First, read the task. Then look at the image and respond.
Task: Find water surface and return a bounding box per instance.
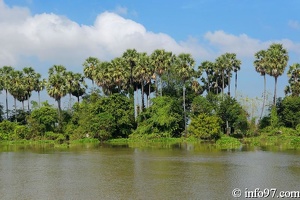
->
[0,143,299,200]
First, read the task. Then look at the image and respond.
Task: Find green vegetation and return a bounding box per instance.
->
[0,43,299,149]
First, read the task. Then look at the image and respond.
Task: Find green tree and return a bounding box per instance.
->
[188,113,221,140]
[254,49,267,119]
[175,53,195,136]
[46,65,67,123]
[285,63,300,97]
[150,49,173,96]
[83,57,100,92]
[266,43,289,105]
[134,96,184,138]
[278,96,300,128]
[0,66,14,119]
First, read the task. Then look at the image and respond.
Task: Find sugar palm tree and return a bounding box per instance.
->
[175,53,195,136]
[134,52,151,111]
[83,57,100,92]
[23,67,38,111]
[71,73,87,103]
[265,43,289,105]
[254,50,267,119]
[215,54,228,97]
[150,49,173,96]
[0,66,14,119]
[46,65,67,120]
[34,77,46,108]
[198,61,214,93]
[285,63,300,96]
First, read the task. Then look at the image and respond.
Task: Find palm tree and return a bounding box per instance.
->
[230,54,241,97]
[175,53,195,136]
[285,63,300,96]
[23,67,38,111]
[265,43,289,105]
[8,70,26,115]
[0,66,14,119]
[83,57,100,92]
[134,52,151,111]
[198,61,214,93]
[215,54,228,97]
[46,65,67,120]
[34,77,46,107]
[254,50,267,119]
[71,73,87,103]
[150,49,173,96]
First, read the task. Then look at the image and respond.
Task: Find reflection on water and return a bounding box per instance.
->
[0,142,300,200]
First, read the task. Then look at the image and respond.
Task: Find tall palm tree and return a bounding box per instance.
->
[175,53,195,136]
[254,50,267,119]
[134,52,151,111]
[23,67,38,111]
[71,73,87,103]
[230,54,241,97]
[150,49,173,96]
[8,70,26,115]
[83,57,100,92]
[34,77,46,108]
[0,66,14,119]
[46,65,67,120]
[198,61,214,93]
[265,43,289,105]
[215,54,228,97]
[285,63,300,96]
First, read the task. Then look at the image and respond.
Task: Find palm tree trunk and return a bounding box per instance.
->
[22,101,25,112]
[27,95,30,111]
[141,81,145,112]
[77,96,80,103]
[260,75,266,119]
[235,72,238,98]
[148,81,151,107]
[274,76,278,105]
[227,71,231,97]
[14,98,17,122]
[183,85,187,137]
[5,89,8,119]
[160,76,163,96]
[38,91,41,108]
[222,71,225,97]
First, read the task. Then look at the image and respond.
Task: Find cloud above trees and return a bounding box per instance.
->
[0,0,299,73]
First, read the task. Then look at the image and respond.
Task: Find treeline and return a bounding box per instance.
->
[0,43,299,142]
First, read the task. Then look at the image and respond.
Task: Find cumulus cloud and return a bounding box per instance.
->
[204,30,300,58]
[1,0,300,76]
[0,1,207,72]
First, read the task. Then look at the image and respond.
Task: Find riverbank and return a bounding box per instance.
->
[1,134,300,151]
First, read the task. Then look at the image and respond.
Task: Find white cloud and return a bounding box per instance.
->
[204,30,300,59]
[1,0,300,76]
[0,1,207,72]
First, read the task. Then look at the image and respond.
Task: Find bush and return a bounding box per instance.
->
[216,136,242,149]
[188,113,221,140]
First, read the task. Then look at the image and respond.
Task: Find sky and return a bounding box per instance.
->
[1,0,300,111]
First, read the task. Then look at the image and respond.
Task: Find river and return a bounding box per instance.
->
[0,143,300,200]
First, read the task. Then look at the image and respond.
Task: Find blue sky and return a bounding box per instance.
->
[1,0,300,113]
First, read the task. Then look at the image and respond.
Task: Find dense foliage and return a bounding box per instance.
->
[0,43,299,143]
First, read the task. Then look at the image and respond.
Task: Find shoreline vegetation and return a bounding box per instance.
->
[0,44,300,150]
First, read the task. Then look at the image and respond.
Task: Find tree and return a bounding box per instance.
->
[285,63,300,97]
[46,65,67,123]
[34,78,46,107]
[71,73,87,103]
[150,49,173,96]
[23,67,39,111]
[198,61,214,93]
[134,96,184,138]
[175,53,195,136]
[83,57,100,92]
[266,43,289,105]
[254,50,267,119]
[188,113,221,140]
[0,66,14,119]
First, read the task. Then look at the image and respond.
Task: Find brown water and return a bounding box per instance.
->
[0,143,300,200]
